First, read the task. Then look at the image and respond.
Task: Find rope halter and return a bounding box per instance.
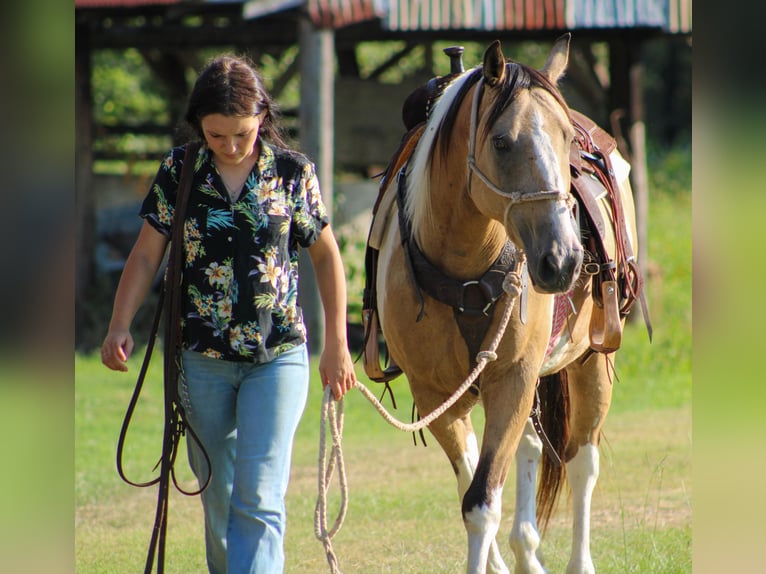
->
[466,76,575,209]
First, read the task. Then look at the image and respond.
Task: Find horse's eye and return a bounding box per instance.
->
[493,136,509,151]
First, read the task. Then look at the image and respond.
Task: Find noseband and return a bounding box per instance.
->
[466,77,574,209]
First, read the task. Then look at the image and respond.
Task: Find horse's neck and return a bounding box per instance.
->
[415,161,507,280]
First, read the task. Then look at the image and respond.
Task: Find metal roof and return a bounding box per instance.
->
[74,0,691,33]
[310,0,691,33]
[75,0,181,7]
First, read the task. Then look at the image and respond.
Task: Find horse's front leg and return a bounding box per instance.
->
[424,408,510,574]
[454,423,511,574]
[462,372,533,574]
[509,419,547,574]
[463,479,507,574]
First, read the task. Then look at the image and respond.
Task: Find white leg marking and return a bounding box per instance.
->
[566,443,599,574]
[510,419,547,574]
[456,434,509,574]
[457,432,480,498]
[465,487,507,574]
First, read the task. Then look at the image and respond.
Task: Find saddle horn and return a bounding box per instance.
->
[401,46,466,130]
[443,46,465,74]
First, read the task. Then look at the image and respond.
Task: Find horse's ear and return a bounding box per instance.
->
[482,40,506,87]
[541,33,571,84]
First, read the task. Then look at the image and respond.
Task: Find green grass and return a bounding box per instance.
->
[76,164,691,572]
[75,353,691,573]
[610,188,692,414]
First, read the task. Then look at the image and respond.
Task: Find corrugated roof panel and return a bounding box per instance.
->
[569,0,672,29]
[75,0,181,7]
[668,0,692,32]
[385,0,567,31]
[76,0,691,32]
[571,0,692,31]
[308,0,381,28]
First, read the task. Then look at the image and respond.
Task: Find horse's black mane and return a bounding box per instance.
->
[436,62,570,163]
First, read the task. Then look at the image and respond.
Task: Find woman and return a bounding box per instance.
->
[101,55,356,574]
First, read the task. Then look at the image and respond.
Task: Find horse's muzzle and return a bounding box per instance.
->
[531,248,583,293]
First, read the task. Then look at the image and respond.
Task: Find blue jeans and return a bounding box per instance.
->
[179,344,309,574]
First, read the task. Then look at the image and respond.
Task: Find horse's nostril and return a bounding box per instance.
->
[537,253,560,285]
[536,251,580,293]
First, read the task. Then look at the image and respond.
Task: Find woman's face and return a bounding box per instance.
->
[200,113,262,167]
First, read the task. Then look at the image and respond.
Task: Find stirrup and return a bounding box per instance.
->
[362,309,403,383]
[589,280,623,353]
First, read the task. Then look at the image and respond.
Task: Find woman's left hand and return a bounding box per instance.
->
[319,341,357,401]
[307,226,357,401]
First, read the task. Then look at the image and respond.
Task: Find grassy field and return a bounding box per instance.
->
[76,181,691,572]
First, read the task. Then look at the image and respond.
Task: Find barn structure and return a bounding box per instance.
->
[75,0,691,349]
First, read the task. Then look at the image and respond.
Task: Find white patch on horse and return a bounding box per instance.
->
[464,486,506,574]
[456,431,480,497]
[531,109,565,193]
[566,443,599,574]
[540,324,588,376]
[540,333,571,375]
[509,420,546,573]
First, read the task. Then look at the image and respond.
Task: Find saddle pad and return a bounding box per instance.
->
[368,182,398,250]
[545,292,572,359]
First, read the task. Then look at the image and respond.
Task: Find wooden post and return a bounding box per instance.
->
[609,36,650,278]
[75,22,96,337]
[298,18,335,355]
[628,39,649,277]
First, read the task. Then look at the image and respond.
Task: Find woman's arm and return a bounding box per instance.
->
[307,225,356,400]
[101,221,169,372]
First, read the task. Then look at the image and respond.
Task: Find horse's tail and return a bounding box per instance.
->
[536,371,570,533]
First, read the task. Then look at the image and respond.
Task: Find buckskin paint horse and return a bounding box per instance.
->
[364,35,647,574]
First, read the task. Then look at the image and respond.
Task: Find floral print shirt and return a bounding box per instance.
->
[141,141,329,363]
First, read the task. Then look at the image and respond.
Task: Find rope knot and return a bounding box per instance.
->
[502,271,522,296]
[476,350,498,362]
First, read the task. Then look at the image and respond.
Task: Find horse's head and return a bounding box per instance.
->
[466,35,583,294]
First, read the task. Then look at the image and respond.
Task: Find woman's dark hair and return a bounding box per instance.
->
[185,55,288,148]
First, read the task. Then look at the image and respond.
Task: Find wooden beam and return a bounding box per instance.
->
[298,19,336,354]
[628,38,650,278]
[77,8,301,49]
[138,50,191,144]
[609,36,650,289]
[75,21,96,322]
[366,42,417,80]
[269,51,301,100]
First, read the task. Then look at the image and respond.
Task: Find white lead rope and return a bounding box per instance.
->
[314,267,524,573]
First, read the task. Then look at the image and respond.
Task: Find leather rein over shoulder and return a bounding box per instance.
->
[115,141,211,574]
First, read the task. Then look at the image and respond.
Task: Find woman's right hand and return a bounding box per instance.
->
[101,222,169,373]
[101,329,134,372]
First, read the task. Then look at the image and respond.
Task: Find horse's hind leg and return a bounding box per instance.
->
[563,355,613,574]
[509,419,547,574]
[424,407,510,574]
